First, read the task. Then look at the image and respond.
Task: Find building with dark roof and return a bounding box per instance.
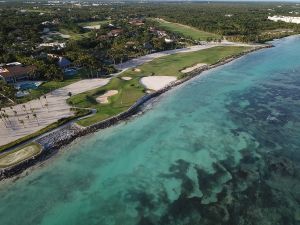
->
[58,57,71,69]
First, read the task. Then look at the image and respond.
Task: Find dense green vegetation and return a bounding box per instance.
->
[143,2,300,42]
[1,1,299,130]
[1,2,299,83]
[152,18,221,41]
[69,46,250,127]
[0,81,16,107]
[1,1,299,73]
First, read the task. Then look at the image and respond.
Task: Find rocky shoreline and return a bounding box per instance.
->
[0,44,272,181]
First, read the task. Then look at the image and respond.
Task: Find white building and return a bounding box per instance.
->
[268,15,300,24]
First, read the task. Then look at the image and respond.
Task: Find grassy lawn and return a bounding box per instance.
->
[121,46,251,79]
[68,77,145,127]
[59,28,93,41]
[59,20,110,41]
[0,142,42,168]
[70,46,251,127]
[153,18,221,41]
[77,20,111,27]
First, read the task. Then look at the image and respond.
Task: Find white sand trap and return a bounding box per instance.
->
[121,76,132,81]
[133,68,141,72]
[96,90,118,104]
[0,144,41,168]
[181,63,207,73]
[83,25,101,30]
[140,76,177,91]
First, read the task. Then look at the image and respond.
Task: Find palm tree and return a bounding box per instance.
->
[19,119,25,128]
[45,103,49,112]
[30,107,35,115]
[26,115,30,123]
[43,95,48,104]
[6,113,12,126]
[33,113,39,125]
[13,110,19,120]
[38,96,43,108]
[1,111,6,121]
[0,114,7,128]
[22,105,29,116]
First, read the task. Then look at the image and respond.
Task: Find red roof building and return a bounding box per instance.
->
[0,63,36,83]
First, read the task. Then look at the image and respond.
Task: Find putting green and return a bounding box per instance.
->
[0,143,42,168]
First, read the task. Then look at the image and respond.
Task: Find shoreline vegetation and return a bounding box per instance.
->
[0,44,272,181]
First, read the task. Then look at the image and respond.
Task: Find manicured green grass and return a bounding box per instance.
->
[59,28,93,41]
[0,142,42,168]
[59,20,110,41]
[68,77,145,127]
[70,46,251,127]
[121,46,251,79]
[0,109,90,152]
[153,18,221,41]
[77,20,111,27]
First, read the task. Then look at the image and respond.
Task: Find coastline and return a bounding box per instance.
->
[0,44,272,181]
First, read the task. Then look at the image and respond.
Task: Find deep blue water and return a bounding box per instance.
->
[0,36,300,225]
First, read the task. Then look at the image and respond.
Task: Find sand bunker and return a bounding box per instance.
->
[133,68,141,72]
[181,63,207,73]
[121,77,132,81]
[140,76,177,91]
[96,90,118,104]
[83,25,101,30]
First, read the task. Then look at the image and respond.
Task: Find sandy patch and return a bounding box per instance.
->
[96,90,118,104]
[181,63,207,73]
[0,78,110,146]
[140,76,177,91]
[133,68,141,72]
[83,25,101,30]
[121,77,132,81]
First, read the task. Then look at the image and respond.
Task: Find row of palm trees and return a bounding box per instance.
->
[0,95,49,129]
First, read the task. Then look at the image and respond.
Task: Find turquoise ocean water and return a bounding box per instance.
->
[0,36,300,225]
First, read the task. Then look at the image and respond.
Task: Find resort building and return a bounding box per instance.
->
[107,29,123,37]
[129,19,145,26]
[268,15,300,24]
[0,62,36,83]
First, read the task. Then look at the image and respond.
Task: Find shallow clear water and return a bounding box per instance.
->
[1,36,300,225]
